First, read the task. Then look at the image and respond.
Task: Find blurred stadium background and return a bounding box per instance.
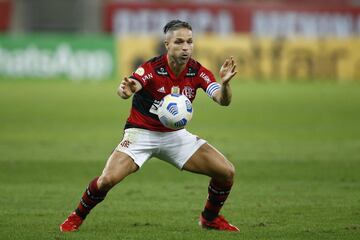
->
[1,0,360,81]
[0,0,359,239]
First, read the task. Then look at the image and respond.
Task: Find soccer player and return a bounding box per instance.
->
[60,19,239,232]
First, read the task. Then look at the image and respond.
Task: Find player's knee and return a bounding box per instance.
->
[97,174,118,191]
[225,164,236,181]
[214,164,235,182]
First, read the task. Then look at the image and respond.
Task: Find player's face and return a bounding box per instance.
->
[165,28,193,65]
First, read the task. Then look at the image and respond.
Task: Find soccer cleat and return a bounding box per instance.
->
[59,212,83,232]
[199,214,240,232]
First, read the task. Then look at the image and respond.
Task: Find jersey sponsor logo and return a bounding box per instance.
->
[142,73,153,82]
[157,86,166,93]
[155,67,169,76]
[149,99,161,115]
[185,67,197,77]
[135,67,145,76]
[182,86,195,99]
[200,72,211,83]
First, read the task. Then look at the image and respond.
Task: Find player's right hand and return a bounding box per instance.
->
[118,77,138,99]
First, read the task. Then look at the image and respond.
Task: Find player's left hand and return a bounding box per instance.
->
[220,56,237,84]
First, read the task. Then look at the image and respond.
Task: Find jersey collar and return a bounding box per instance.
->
[164,54,190,80]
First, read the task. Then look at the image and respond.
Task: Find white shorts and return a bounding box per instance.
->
[115,128,207,169]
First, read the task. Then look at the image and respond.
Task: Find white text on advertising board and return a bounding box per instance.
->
[113,9,234,36]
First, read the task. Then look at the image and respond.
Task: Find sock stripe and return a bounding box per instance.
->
[86,188,106,201]
[208,185,231,195]
[80,198,91,209]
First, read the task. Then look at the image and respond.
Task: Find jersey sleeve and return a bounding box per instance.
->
[197,66,221,99]
[130,62,153,88]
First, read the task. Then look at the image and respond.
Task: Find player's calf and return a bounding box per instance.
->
[60,176,108,232]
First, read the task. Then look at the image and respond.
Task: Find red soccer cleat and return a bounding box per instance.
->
[59,212,83,232]
[199,214,240,232]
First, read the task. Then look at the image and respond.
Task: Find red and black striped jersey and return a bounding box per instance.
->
[125,54,220,132]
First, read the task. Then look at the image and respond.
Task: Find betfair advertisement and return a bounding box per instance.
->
[0,34,115,80]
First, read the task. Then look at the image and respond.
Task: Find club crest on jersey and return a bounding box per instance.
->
[135,67,145,76]
[156,67,169,76]
[182,86,195,99]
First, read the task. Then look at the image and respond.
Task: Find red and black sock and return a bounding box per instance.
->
[202,178,233,221]
[75,177,108,219]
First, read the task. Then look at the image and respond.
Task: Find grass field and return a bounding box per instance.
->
[0,80,359,240]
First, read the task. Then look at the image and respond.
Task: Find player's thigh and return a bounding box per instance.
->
[182,143,235,181]
[98,151,138,189]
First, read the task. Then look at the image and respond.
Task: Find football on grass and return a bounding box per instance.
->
[157,94,193,130]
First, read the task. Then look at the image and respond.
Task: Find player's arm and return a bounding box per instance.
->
[212,57,237,106]
[117,77,143,99]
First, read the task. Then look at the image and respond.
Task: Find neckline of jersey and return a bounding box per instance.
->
[164,54,190,81]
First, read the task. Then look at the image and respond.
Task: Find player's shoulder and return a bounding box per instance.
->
[190,58,213,72]
[140,55,167,76]
[188,57,214,78]
[145,55,166,68]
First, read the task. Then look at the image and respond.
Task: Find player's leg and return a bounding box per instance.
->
[60,151,138,232]
[98,150,139,191]
[183,143,235,217]
[75,151,138,218]
[182,143,239,231]
[183,143,235,182]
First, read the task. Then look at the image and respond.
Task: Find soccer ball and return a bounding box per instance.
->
[157,94,193,130]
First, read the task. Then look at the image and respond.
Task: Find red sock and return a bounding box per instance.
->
[75,177,108,219]
[202,178,233,221]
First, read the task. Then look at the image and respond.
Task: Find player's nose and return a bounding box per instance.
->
[182,43,190,51]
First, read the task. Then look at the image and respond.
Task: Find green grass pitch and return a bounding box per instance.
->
[0,80,359,239]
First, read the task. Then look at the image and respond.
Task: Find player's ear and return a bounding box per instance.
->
[164,40,169,50]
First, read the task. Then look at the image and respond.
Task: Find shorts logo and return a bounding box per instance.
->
[135,67,145,76]
[182,86,195,99]
[120,140,132,148]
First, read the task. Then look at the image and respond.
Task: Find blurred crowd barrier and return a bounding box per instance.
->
[0,34,359,81]
[105,1,360,38]
[0,0,359,81]
[119,36,360,82]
